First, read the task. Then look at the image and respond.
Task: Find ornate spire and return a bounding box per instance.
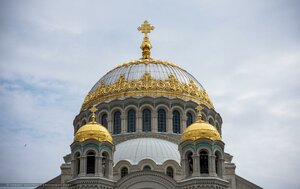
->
[195,105,204,123]
[138,20,155,59]
[89,105,98,123]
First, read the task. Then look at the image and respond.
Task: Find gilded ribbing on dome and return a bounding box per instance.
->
[81,73,214,111]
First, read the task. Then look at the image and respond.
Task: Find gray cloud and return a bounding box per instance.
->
[0,0,299,188]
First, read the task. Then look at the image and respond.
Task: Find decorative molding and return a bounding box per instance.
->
[81,73,214,111]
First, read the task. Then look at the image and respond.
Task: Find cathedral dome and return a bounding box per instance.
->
[181,116,221,142]
[80,21,214,111]
[81,59,214,111]
[114,138,180,165]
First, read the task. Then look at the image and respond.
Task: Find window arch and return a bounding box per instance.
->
[74,152,80,176]
[86,151,95,174]
[113,111,121,134]
[209,118,214,125]
[216,122,220,133]
[172,110,181,133]
[186,112,193,127]
[186,151,193,176]
[101,114,108,128]
[142,109,151,132]
[143,165,151,171]
[157,109,166,132]
[200,150,209,174]
[127,109,136,132]
[121,167,128,178]
[102,152,109,177]
[166,166,174,178]
[81,120,86,126]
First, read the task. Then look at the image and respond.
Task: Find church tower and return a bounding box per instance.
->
[179,105,227,187]
[69,105,114,187]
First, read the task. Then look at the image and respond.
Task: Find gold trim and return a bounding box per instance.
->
[111,59,183,72]
[81,73,214,111]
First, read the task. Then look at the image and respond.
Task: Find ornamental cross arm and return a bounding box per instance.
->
[138,21,155,36]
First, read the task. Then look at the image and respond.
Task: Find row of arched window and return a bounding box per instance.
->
[74,151,110,177]
[97,109,195,135]
[186,150,222,177]
[120,165,174,178]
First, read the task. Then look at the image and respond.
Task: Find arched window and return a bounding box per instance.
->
[166,166,174,178]
[74,152,80,176]
[186,152,193,176]
[102,152,109,177]
[216,122,220,133]
[209,118,214,125]
[101,114,108,128]
[186,112,193,127]
[86,151,95,174]
[142,109,151,132]
[81,120,86,126]
[143,165,151,171]
[172,110,181,133]
[113,111,121,134]
[157,109,166,132]
[200,151,209,174]
[127,109,136,132]
[121,167,128,178]
[215,152,221,177]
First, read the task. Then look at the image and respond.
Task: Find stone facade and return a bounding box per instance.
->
[38,96,262,189]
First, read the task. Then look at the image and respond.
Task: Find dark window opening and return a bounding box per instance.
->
[113,111,121,134]
[186,112,193,127]
[143,165,151,171]
[127,109,136,132]
[102,152,109,177]
[173,110,181,133]
[101,114,108,128]
[142,109,151,132]
[121,167,128,178]
[166,166,174,178]
[157,109,166,132]
[187,152,193,175]
[86,152,95,174]
[200,151,209,174]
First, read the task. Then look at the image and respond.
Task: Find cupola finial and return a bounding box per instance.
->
[195,105,204,123]
[138,20,155,59]
[89,105,98,123]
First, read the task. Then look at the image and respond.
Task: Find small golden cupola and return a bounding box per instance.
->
[74,105,113,144]
[181,105,221,142]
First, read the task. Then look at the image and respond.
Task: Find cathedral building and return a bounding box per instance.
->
[38,21,262,189]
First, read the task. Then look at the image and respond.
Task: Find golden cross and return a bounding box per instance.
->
[195,105,204,122]
[89,105,98,123]
[138,21,154,36]
[90,105,98,113]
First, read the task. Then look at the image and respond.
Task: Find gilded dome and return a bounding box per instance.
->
[181,106,221,142]
[74,106,113,143]
[81,21,213,111]
[74,121,113,143]
[81,60,214,111]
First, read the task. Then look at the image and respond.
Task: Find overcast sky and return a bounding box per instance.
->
[0,0,299,188]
